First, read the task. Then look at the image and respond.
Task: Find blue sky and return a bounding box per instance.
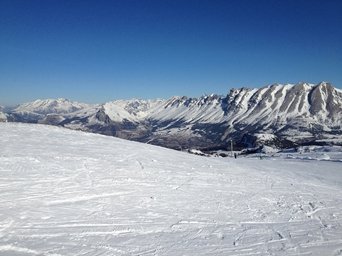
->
[1,0,341,105]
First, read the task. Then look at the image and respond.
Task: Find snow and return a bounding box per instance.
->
[0,106,7,121]
[5,83,342,147]
[276,146,342,162]
[102,99,165,123]
[149,95,226,124]
[13,98,94,115]
[1,123,342,255]
[254,133,277,141]
[0,111,7,121]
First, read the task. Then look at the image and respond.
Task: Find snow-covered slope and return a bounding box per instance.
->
[0,106,7,122]
[0,112,7,122]
[1,123,342,255]
[149,94,226,123]
[222,82,341,136]
[4,82,342,149]
[103,99,164,123]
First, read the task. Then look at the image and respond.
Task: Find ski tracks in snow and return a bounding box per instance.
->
[1,123,342,255]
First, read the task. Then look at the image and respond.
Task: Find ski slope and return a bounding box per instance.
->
[0,123,342,256]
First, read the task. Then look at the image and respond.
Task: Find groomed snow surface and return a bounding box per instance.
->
[1,123,342,256]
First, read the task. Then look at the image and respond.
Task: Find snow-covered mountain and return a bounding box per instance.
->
[1,122,342,255]
[0,105,7,122]
[13,98,93,115]
[4,82,342,149]
[9,98,97,124]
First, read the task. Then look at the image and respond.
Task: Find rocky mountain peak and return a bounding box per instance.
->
[3,82,341,149]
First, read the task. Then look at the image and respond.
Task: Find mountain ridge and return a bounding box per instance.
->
[2,82,342,150]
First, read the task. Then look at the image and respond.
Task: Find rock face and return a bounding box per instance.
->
[3,82,342,149]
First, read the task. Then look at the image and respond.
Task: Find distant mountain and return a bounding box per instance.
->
[8,98,97,124]
[3,82,342,150]
[0,105,7,122]
[13,98,94,115]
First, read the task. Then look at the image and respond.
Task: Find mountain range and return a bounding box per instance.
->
[2,82,342,150]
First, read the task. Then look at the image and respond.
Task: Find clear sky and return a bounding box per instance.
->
[1,0,341,106]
